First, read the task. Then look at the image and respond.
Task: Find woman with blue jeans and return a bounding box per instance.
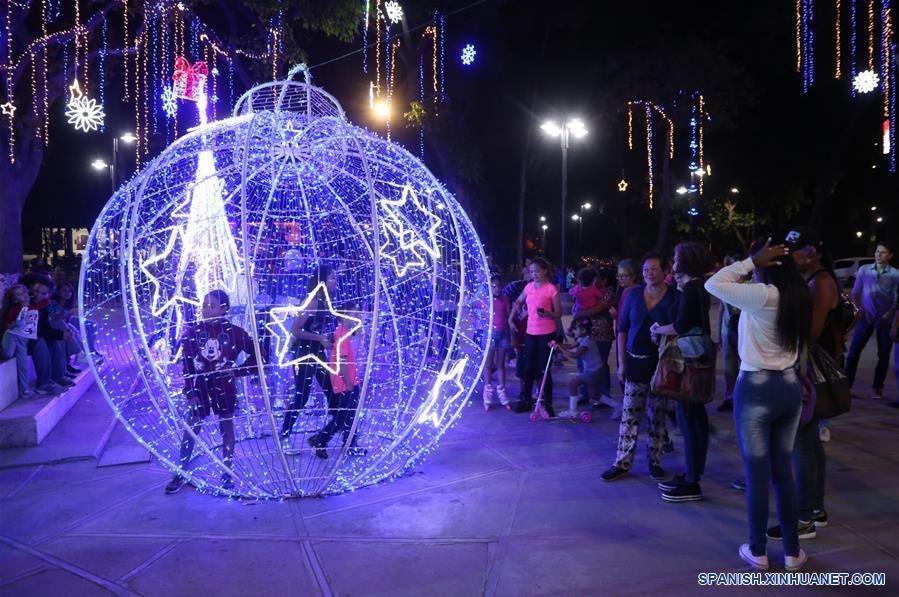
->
[705,238,813,573]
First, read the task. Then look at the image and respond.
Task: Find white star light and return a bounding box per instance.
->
[379,185,442,277]
[853,70,880,94]
[417,358,469,427]
[266,283,363,375]
[139,225,201,317]
[162,87,178,118]
[1,101,15,117]
[461,44,477,66]
[273,121,308,163]
[384,1,404,23]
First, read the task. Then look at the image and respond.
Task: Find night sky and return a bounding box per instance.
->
[23,0,898,264]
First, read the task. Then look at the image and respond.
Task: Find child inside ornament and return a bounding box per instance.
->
[165,289,259,494]
[308,300,366,459]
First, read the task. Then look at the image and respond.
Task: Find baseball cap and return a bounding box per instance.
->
[784,226,823,250]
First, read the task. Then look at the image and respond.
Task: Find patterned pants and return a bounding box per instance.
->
[613,381,668,470]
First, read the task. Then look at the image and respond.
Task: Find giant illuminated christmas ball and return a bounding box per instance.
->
[79,66,491,498]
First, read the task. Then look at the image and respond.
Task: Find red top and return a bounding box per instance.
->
[330,323,360,394]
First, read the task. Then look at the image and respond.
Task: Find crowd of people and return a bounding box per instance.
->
[2,237,897,572]
[485,234,898,572]
[1,260,102,398]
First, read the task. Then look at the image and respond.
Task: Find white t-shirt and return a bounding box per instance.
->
[704,258,797,372]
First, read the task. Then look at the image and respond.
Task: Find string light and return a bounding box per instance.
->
[41,0,48,146]
[375,0,382,95]
[123,0,129,101]
[652,104,674,159]
[645,104,653,209]
[419,53,425,157]
[384,1,404,24]
[362,0,370,73]
[439,13,446,98]
[79,70,491,498]
[881,0,891,119]
[698,94,705,195]
[627,102,633,150]
[797,0,803,73]
[851,0,858,95]
[836,0,843,78]
[868,0,875,70]
[100,15,107,132]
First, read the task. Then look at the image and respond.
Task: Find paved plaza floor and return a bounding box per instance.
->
[1,342,897,596]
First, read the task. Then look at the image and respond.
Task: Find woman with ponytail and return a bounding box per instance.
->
[705,237,812,573]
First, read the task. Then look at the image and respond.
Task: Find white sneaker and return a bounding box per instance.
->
[818,424,831,443]
[497,386,510,406]
[739,544,769,571]
[785,549,807,572]
[482,383,495,406]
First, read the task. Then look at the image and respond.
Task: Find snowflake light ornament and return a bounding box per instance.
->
[461,44,477,66]
[161,87,178,117]
[384,1,404,23]
[78,65,491,499]
[66,80,105,132]
[853,70,880,94]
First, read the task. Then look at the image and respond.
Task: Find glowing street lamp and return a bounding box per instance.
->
[730,187,740,194]
[676,186,690,195]
[91,131,137,193]
[541,117,588,264]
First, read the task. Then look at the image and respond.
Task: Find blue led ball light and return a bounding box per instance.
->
[79,65,491,498]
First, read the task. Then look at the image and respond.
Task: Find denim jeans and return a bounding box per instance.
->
[733,368,802,558]
[578,341,612,403]
[2,332,31,397]
[845,314,894,390]
[29,337,67,387]
[675,401,709,483]
[793,418,825,521]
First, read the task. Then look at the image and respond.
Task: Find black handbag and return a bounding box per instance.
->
[806,343,851,420]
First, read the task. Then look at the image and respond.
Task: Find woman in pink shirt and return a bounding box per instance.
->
[508,258,562,415]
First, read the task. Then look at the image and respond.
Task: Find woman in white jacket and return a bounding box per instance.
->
[705,238,812,573]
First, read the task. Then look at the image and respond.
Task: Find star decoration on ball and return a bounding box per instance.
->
[266,283,363,374]
[272,121,309,163]
[417,358,469,427]
[384,1,404,24]
[853,70,880,94]
[65,80,105,132]
[617,179,628,192]
[379,185,442,277]
[161,87,178,118]
[461,44,477,66]
[1,101,15,117]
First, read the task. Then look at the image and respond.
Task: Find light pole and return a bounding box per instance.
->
[541,224,548,255]
[91,132,136,194]
[541,118,587,266]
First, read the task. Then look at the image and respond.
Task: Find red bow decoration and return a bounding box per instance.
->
[172,56,209,101]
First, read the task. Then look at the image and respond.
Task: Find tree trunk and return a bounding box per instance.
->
[0,137,43,274]
[516,142,529,267]
[654,134,672,251]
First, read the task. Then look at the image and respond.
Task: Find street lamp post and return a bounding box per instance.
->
[91,133,136,194]
[541,118,587,266]
[541,224,548,255]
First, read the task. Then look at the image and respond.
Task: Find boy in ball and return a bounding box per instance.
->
[165,290,259,494]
